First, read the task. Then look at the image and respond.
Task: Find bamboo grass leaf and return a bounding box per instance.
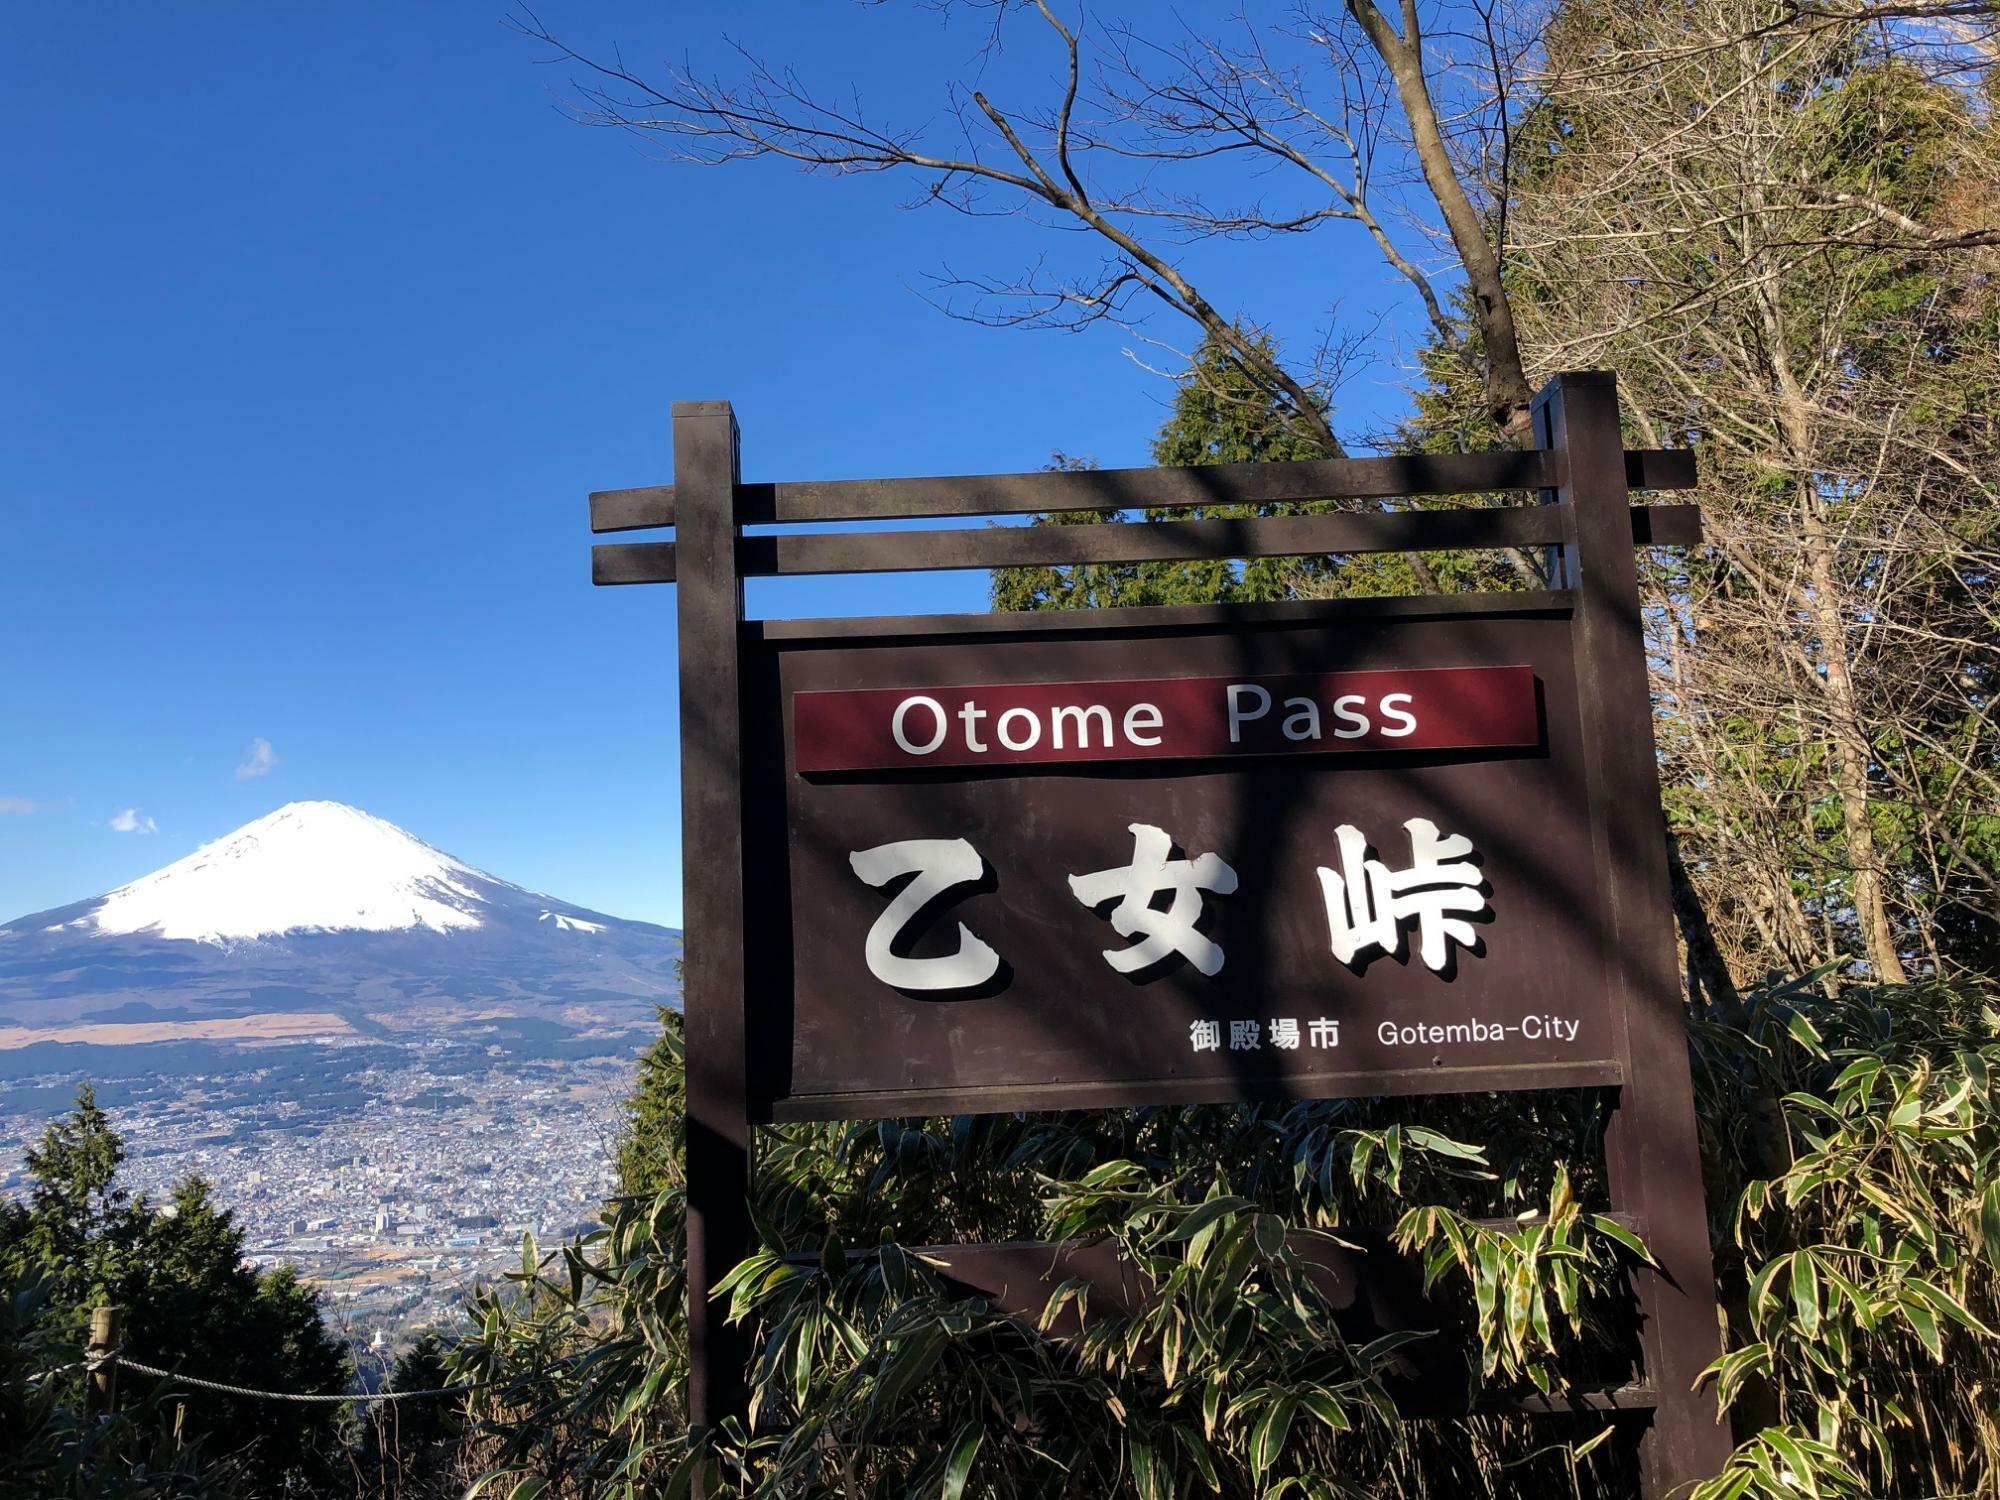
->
[940,1422,982,1500]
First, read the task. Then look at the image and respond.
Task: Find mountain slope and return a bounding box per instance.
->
[86,802,493,942]
[0,802,680,1037]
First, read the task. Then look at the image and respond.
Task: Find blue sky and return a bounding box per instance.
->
[2,2,1439,927]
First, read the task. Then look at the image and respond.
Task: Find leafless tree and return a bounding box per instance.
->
[1504,0,2000,982]
[519,0,1999,984]
[511,3,1558,441]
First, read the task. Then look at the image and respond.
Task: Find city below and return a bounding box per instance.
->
[2,1036,639,1350]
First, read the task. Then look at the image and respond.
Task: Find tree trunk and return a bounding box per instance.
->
[1800,506,1909,982]
[1749,270,1909,982]
[1345,0,1535,447]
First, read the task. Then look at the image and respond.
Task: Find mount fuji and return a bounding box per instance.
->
[0,802,680,1059]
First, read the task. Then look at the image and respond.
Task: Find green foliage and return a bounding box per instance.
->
[705,1167,1445,1497]
[458,1066,1676,1496]
[1691,979,2000,1494]
[0,1085,351,1496]
[1394,1164,1645,1395]
[452,1189,697,1498]
[454,975,2000,1496]
[0,1274,247,1500]
[991,335,1503,615]
[616,1005,687,1198]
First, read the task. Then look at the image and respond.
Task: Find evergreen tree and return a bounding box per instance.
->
[990,335,1329,611]
[0,1087,351,1495]
[615,1004,685,1198]
[991,332,1521,612]
[14,1084,133,1307]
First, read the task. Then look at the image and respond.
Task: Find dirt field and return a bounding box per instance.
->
[0,1011,357,1048]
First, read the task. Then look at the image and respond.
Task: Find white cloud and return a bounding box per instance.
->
[235,737,279,780]
[109,808,158,835]
[1,797,43,815]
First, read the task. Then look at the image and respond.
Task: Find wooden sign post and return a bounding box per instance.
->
[590,371,1733,1492]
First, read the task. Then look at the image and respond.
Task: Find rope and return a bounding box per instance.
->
[96,1350,484,1405]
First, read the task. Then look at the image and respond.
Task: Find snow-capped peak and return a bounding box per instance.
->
[91,801,496,944]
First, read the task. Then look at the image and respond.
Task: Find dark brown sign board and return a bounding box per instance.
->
[589,371,1733,1495]
[755,619,1606,1119]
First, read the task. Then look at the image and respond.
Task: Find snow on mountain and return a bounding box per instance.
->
[90,802,492,944]
[539,912,605,934]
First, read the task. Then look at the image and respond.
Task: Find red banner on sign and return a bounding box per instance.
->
[793,665,1539,773]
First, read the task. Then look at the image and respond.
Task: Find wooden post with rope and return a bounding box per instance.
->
[86,1305,121,1418]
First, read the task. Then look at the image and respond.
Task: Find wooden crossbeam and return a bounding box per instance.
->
[592,502,1702,587]
[596,540,676,586]
[589,448,1698,533]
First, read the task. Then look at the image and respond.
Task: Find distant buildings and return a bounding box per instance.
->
[0,1048,634,1347]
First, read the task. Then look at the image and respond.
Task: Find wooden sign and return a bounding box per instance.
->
[588,371,1734,1495]
[757,622,1597,1118]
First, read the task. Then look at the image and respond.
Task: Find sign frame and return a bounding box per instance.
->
[590,371,1732,1494]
